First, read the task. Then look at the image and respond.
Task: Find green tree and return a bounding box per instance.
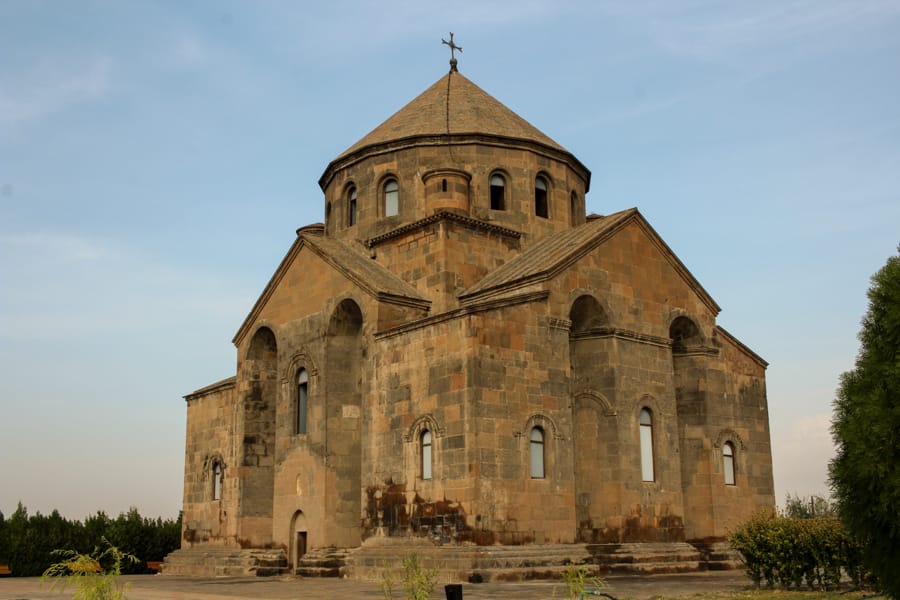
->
[783,493,835,519]
[830,246,900,598]
[0,510,7,564]
[0,503,180,577]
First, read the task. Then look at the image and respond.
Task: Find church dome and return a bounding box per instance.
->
[318,67,592,245]
[319,70,589,192]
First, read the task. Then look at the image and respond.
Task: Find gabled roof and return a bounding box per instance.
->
[232,229,430,346]
[459,208,721,316]
[338,70,566,159]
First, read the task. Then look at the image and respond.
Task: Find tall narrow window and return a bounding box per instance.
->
[296,369,308,435]
[640,408,655,482]
[421,429,433,480]
[723,442,736,485]
[530,427,545,478]
[212,461,223,500]
[348,187,357,226]
[490,174,506,210]
[570,191,578,223]
[535,176,549,218]
[384,179,399,217]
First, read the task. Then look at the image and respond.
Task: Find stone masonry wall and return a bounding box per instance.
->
[371,219,520,314]
[364,315,475,543]
[324,143,586,249]
[182,383,239,547]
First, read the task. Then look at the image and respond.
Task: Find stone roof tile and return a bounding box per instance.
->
[337,70,566,159]
[299,233,428,304]
[459,209,638,299]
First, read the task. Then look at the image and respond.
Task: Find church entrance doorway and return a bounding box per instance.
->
[290,510,308,572]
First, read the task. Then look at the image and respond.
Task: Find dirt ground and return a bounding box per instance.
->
[0,570,750,599]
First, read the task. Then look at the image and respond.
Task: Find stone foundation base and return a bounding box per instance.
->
[163,540,741,581]
[162,547,287,577]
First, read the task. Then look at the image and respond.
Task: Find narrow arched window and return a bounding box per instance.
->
[384,179,399,217]
[723,442,736,485]
[421,429,433,480]
[535,176,548,218]
[490,174,506,210]
[348,187,357,226]
[530,427,545,479]
[296,369,308,435]
[640,408,655,482]
[570,191,578,223]
[212,461,223,501]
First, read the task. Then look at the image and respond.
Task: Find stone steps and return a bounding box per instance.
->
[348,541,594,582]
[588,542,702,574]
[295,546,357,577]
[689,541,744,571]
[163,541,740,581]
[162,547,287,577]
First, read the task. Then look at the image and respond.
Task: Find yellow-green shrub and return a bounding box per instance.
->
[729,513,867,590]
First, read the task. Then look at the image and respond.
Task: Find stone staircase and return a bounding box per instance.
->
[162,547,287,577]
[587,542,702,574]
[348,540,595,582]
[468,544,597,582]
[689,540,744,571]
[162,540,741,581]
[295,546,357,577]
[345,539,740,582]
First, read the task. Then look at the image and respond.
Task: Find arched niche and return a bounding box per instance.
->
[323,297,364,545]
[669,315,702,352]
[569,295,610,333]
[328,298,363,337]
[247,326,277,361]
[241,325,278,530]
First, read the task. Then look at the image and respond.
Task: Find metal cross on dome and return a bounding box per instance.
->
[442,32,462,71]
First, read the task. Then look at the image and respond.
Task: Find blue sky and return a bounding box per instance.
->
[1,1,898,520]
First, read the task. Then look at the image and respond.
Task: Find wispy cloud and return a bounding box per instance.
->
[645,1,900,59]
[0,231,107,262]
[0,56,113,129]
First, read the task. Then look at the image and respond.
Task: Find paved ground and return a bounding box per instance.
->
[0,570,751,599]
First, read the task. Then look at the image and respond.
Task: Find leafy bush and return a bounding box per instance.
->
[557,562,606,600]
[380,552,438,600]
[41,538,138,600]
[729,512,868,590]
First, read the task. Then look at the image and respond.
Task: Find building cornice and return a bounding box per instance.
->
[319,133,591,193]
[366,209,521,249]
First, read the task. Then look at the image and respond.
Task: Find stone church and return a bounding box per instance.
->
[167,58,775,578]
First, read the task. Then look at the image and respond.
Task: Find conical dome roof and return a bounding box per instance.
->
[319,69,589,193]
[336,70,567,159]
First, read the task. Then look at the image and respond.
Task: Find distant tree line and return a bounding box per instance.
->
[782,493,835,520]
[0,502,181,576]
